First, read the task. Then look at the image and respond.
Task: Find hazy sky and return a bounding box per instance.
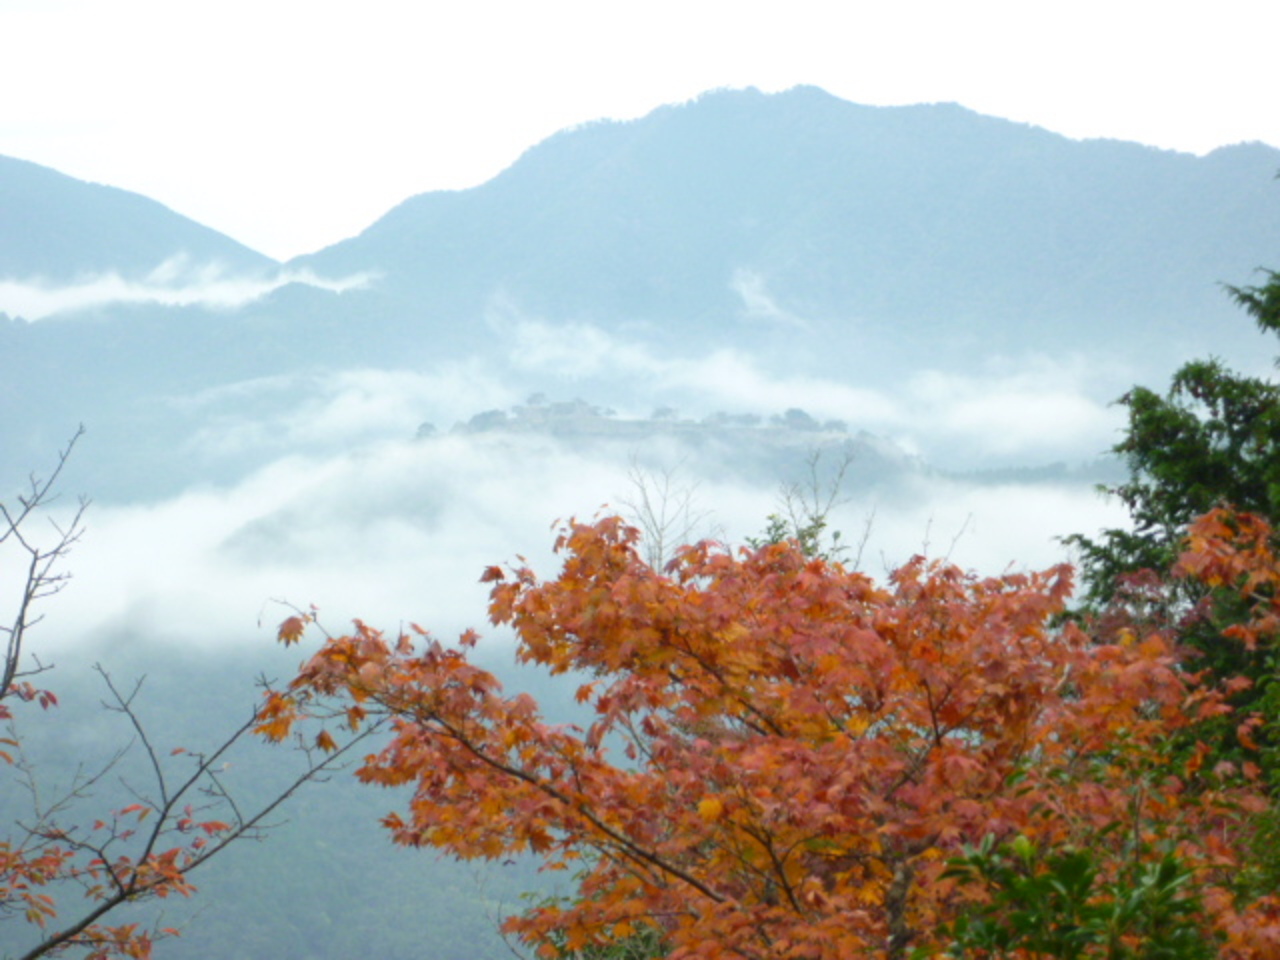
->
[2,0,1277,261]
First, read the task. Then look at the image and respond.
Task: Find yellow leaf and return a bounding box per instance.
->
[698,797,724,821]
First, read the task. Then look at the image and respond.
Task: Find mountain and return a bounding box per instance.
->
[3,86,1280,496]
[294,86,1280,367]
[0,154,276,280]
[6,88,1280,960]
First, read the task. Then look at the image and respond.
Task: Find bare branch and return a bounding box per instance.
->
[3,433,383,960]
[619,457,716,569]
[2,427,88,702]
[13,664,382,960]
[751,446,862,562]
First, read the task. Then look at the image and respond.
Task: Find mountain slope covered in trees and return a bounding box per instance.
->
[297,85,1280,364]
[0,154,275,281]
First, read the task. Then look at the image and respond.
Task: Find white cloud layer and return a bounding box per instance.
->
[730,269,811,331]
[29,426,1126,662]
[899,356,1126,463]
[0,256,375,321]
[4,326,1132,662]
[177,365,519,462]
[493,311,1123,466]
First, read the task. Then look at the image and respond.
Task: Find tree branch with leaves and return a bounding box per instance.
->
[259,514,1280,960]
[1,436,377,960]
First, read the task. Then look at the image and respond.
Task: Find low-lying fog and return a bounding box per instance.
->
[0,316,1169,960]
[5,327,1139,660]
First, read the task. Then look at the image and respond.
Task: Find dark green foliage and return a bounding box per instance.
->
[929,835,1214,960]
[1062,268,1280,804]
[541,922,666,960]
[1228,267,1280,336]
[1068,271,1280,699]
[747,511,842,561]
[1070,356,1280,612]
[747,448,854,562]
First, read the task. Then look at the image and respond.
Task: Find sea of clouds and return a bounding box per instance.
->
[4,314,1133,660]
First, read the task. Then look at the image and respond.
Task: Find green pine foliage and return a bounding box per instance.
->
[1066,271,1280,785]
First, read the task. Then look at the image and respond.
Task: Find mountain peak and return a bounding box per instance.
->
[289,85,1279,378]
[0,154,277,280]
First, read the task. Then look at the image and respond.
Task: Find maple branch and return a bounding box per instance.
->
[12,662,380,960]
[662,632,785,738]
[14,890,137,960]
[265,514,1280,958]
[731,820,805,915]
[616,713,657,765]
[397,699,729,907]
[8,719,131,841]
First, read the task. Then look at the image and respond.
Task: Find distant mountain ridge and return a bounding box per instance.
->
[294,86,1280,365]
[0,154,276,280]
[3,86,1280,496]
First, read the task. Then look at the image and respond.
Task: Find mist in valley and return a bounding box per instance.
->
[1,314,1141,959]
[3,85,1279,959]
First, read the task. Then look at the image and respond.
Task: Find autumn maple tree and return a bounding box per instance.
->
[261,511,1280,960]
[1,434,370,960]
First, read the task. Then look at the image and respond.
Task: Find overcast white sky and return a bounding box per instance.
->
[2,0,1277,261]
